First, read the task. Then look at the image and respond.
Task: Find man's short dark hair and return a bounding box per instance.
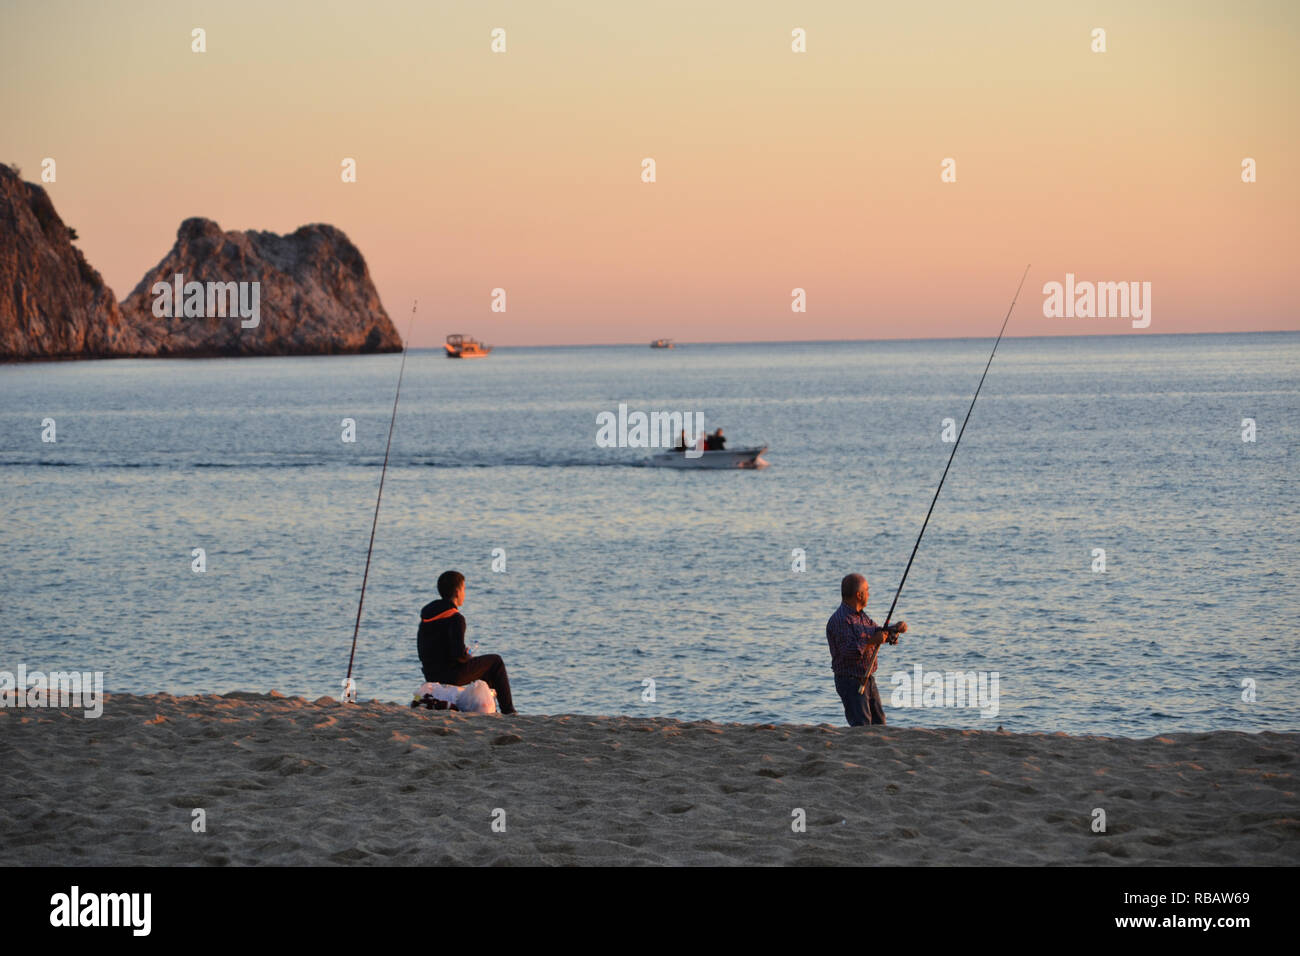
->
[437,570,465,600]
[841,573,865,602]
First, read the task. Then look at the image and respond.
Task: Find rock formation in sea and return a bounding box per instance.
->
[0,163,142,359]
[1,161,403,360]
[118,217,402,357]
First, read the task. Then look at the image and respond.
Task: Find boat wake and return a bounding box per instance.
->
[2,455,669,471]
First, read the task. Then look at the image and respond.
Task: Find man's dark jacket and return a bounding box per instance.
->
[417,598,469,681]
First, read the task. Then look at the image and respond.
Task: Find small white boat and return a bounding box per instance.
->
[647,446,769,469]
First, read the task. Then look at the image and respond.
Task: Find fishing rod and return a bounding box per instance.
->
[861,265,1031,695]
[343,299,419,702]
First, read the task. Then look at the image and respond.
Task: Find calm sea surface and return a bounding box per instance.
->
[2,333,1297,735]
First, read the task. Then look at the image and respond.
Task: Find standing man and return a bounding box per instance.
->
[418,570,517,715]
[826,573,906,726]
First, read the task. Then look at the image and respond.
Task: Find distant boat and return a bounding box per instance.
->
[649,338,675,349]
[444,334,492,358]
[647,445,769,469]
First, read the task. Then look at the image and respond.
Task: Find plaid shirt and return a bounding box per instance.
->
[826,602,887,678]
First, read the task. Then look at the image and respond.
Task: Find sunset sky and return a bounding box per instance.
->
[2,0,1297,346]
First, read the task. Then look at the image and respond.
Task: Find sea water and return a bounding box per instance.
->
[1,333,1296,735]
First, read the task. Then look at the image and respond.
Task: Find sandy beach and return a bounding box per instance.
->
[1,692,1295,866]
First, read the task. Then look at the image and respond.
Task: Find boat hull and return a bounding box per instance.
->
[647,446,768,469]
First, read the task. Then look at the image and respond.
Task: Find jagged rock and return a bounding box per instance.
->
[0,161,403,361]
[0,163,142,359]
[119,217,402,357]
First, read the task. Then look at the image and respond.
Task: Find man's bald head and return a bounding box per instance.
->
[841,573,867,603]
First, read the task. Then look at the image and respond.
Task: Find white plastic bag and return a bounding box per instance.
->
[454,680,498,714]
[414,680,498,714]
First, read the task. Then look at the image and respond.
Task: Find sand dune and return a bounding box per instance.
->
[1,693,1295,865]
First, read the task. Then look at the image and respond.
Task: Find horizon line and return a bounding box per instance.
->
[416,328,1299,350]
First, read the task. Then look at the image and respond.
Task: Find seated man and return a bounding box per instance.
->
[705,427,726,451]
[417,570,517,714]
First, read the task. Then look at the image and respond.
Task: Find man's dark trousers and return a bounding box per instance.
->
[428,654,516,715]
[835,673,886,726]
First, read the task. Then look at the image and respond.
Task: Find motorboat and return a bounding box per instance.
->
[649,338,675,349]
[647,445,769,469]
[445,334,492,358]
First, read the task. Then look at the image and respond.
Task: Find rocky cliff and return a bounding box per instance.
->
[118,218,402,357]
[0,163,142,359]
[1,162,403,360]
